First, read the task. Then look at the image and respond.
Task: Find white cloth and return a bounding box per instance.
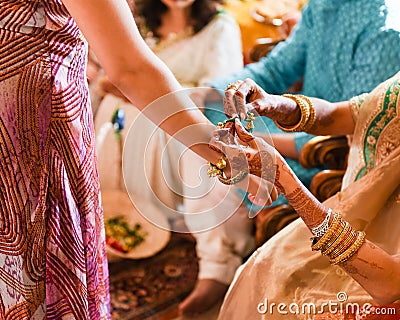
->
[181,150,255,284]
[153,13,243,87]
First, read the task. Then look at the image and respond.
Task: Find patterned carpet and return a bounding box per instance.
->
[108,234,198,320]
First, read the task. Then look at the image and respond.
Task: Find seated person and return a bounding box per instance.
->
[98,0,400,316]
[183,0,400,315]
[210,73,400,319]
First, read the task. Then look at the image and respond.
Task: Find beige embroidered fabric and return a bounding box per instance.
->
[217,73,400,319]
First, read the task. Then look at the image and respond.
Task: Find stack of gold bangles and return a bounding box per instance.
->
[311,212,366,265]
[275,94,316,132]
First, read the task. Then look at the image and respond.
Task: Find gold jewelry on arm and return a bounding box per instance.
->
[311,211,342,251]
[298,94,316,131]
[218,170,249,185]
[275,94,310,132]
[311,208,333,237]
[275,94,316,132]
[321,220,351,256]
[215,157,227,170]
[329,231,366,265]
[311,211,367,265]
[207,156,227,177]
[207,162,223,177]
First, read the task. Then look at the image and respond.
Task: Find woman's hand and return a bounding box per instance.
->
[224,78,301,126]
[209,118,285,197]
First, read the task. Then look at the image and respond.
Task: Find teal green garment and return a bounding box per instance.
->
[207,0,400,210]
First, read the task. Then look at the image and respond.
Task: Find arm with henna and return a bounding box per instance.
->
[210,119,400,305]
[224,78,355,136]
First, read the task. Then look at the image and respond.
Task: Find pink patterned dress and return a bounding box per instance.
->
[0,1,110,318]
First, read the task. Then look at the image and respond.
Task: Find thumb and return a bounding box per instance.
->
[234,118,257,148]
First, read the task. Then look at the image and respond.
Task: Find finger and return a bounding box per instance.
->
[224,80,242,118]
[248,193,273,207]
[235,78,259,119]
[269,186,279,202]
[250,178,276,207]
[232,92,247,121]
[234,118,258,148]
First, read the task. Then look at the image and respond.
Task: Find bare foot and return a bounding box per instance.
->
[178,279,228,317]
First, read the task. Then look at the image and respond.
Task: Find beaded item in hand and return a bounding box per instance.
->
[207,112,255,185]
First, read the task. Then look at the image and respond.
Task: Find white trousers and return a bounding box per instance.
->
[96,94,255,284]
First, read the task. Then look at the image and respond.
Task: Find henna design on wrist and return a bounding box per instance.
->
[342,263,368,280]
[285,187,325,227]
[247,151,276,184]
[274,165,285,194]
[230,152,248,173]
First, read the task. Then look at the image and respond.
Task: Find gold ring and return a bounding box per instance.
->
[226,83,238,91]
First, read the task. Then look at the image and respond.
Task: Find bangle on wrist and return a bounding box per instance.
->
[275,94,316,132]
[311,211,366,265]
[311,208,333,237]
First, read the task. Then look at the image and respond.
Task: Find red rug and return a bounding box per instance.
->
[109,234,198,320]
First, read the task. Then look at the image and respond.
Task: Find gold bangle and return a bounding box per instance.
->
[311,212,342,251]
[298,95,316,132]
[218,171,248,185]
[328,229,358,260]
[329,231,366,265]
[321,221,351,256]
[275,94,310,132]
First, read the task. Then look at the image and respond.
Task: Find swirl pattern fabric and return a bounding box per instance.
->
[0,1,110,319]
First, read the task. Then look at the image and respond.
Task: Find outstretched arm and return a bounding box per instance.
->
[63,0,220,162]
[62,0,274,199]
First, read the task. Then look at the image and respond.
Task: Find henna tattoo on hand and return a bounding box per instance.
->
[223,96,237,117]
[230,152,248,173]
[342,262,368,280]
[247,150,276,184]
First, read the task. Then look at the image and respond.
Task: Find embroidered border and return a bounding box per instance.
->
[356,79,400,180]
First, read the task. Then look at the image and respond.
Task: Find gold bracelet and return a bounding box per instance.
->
[275,94,310,132]
[328,229,358,260]
[298,95,316,132]
[218,171,248,185]
[311,212,342,251]
[321,221,351,256]
[329,231,366,265]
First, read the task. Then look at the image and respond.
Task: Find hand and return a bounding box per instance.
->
[209,119,279,206]
[209,118,282,194]
[280,11,301,37]
[224,78,300,126]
